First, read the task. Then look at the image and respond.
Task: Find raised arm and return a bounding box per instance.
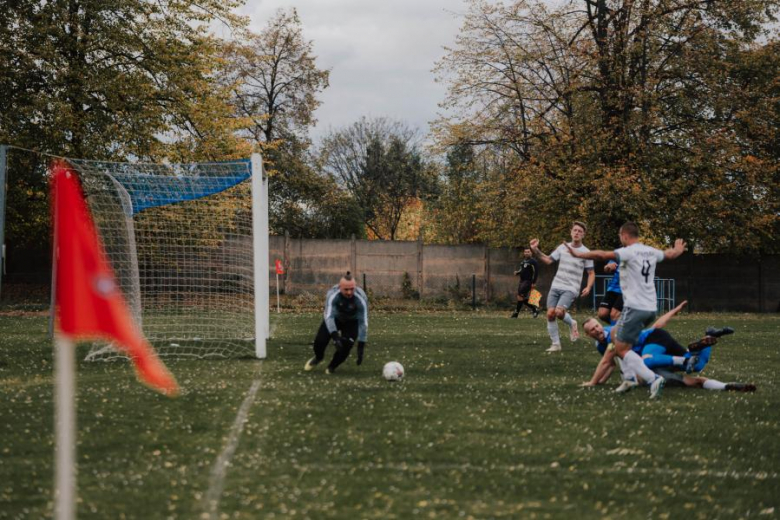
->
[564,243,617,262]
[663,239,687,261]
[651,300,688,329]
[529,239,554,265]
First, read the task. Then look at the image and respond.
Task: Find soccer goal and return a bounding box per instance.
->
[65,154,269,361]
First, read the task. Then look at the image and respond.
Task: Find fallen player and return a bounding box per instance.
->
[581,302,754,392]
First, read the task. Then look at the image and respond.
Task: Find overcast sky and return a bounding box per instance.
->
[238,0,469,142]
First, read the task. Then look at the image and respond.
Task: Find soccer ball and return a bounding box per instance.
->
[382,361,404,382]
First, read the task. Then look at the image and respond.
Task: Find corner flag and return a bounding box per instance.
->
[52,161,178,396]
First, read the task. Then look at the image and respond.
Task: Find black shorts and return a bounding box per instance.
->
[599,291,624,312]
[517,280,533,298]
[643,329,687,356]
[654,368,687,387]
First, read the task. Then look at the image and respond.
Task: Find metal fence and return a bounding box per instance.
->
[592,275,676,313]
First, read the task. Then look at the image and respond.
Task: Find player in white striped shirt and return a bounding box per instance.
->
[530,222,595,352]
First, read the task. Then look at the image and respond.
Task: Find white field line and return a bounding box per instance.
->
[280,462,778,482]
[203,367,263,520]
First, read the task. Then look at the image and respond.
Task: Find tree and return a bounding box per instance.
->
[425,144,482,244]
[223,8,329,148]
[0,0,251,281]
[0,0,248,161]
[320,117,436,240]
[434,0,780,252]
[221,8,334,236]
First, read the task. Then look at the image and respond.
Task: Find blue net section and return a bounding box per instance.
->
[70,159,252,215]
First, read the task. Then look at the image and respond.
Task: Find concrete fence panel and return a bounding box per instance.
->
[356,240,418,297]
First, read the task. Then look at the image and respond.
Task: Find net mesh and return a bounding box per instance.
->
[69,159,257,360]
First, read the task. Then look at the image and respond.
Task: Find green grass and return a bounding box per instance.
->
[1,311,779,519]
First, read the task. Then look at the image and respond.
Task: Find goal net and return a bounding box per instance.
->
[67,155,269,361]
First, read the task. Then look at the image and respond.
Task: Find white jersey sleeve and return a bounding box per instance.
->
[550,245,562,262]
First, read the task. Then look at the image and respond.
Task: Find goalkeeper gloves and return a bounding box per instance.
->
[356,342,365,365]
[330,331,343,349]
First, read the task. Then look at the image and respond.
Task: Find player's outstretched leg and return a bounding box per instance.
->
[688,336,717,352]
[306,321,331,371]
[724,383,757,392]
[562,312,579,341]
[705,326,735,338]
[326,337,354,374]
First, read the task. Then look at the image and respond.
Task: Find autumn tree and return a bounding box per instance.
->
[435,0,780,251]
[221,8,341,236]
[0,0,252,279]
[320,117,437,240]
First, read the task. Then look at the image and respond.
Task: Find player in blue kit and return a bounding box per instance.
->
[304,272,369,374]
[581,301,750,391]
[581,300,696,386]
[597,261,622,324]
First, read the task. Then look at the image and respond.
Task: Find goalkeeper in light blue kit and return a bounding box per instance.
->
[304,272,368,374]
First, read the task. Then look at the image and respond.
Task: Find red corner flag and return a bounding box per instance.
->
[52,161,178,396]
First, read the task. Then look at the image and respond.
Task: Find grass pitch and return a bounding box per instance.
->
[1,310,779,519]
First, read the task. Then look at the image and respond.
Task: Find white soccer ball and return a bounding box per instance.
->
[382,361,404,382]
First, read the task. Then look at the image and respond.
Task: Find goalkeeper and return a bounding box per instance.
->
[304,272,369,374]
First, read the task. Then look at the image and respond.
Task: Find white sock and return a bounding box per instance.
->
[562,313,574,326]
[616,358,635,381]
[622,350,659,384]
[672,356,685,367]
[703,379,727,391]
[547,320,560,345]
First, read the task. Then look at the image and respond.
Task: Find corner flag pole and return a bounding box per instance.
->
[51,187,75,520]
[54,334,76,520]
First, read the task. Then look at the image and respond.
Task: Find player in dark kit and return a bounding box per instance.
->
[511,247,539,318]
[598,260,623,324]
[304,272,369,374]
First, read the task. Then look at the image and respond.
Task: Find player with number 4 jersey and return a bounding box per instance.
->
[566,222,686,399]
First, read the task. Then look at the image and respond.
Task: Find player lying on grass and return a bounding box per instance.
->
[583,300,693,385]
[636,344,756,392]
[304,272,368,374]
[581,301,752,391]
[599,339,755,393]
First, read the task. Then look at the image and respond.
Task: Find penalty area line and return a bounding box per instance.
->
[202,365,263,520]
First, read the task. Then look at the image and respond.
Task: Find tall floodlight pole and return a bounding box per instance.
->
[0,145,7,300]
[251,153,269,358]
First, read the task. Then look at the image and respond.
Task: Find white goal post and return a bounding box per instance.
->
[64,153,269,360]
